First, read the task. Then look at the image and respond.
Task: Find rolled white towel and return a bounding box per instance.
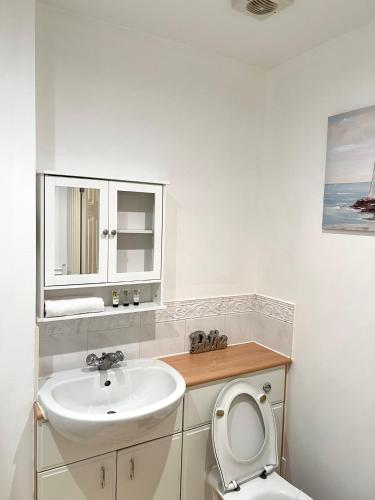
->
[45,297,105,318]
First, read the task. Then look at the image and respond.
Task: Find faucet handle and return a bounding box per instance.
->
[86,353,98,366]
[115,350,125,362]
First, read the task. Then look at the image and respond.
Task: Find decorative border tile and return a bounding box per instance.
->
[254,295,294,324]
[157,293,294,323]
[156,294,257,322]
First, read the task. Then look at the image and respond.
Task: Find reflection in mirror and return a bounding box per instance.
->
[55,187,100,276]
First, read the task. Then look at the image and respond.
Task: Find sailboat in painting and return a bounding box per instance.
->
[369,163,375,198]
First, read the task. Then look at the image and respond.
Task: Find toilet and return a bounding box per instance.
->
[207,379,313,500]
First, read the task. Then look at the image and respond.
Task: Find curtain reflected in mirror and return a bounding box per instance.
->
[55,187,100,275]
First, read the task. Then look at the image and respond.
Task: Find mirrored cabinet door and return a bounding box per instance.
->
[107,182,163,282]
[44,176,109,286]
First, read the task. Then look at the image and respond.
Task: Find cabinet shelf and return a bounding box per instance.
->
[117,229,154,234]
[44,279,161,291]
[37,302,165,323]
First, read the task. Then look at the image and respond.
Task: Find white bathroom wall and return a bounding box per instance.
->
[35,7,375,500]
[0,1,36,499]
[36,4,266,301]
[258,22,375,500]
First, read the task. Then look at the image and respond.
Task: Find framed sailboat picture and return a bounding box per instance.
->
[322,104,375,232]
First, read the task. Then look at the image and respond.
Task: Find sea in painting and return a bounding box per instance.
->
[323,182,375,231]
[322,105,375,232]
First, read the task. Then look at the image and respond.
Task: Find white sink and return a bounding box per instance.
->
[38,358,186,444]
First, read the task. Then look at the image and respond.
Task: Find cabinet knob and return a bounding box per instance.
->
[102,229,109,236]
[111,229,117,236]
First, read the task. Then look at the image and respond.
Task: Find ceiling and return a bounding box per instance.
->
[39,0,375,68]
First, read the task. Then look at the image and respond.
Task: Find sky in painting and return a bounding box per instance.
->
[325,105,375,184]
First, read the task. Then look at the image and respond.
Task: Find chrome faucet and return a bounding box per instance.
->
[86,351,125,370]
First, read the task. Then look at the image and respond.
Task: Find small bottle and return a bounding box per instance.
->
[133,289,140,306]
[123,289,130,307]
[112,289,120,307]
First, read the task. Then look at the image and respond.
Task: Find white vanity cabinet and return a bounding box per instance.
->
[35,366,287,500]
[37,453,116,500]
[41,174,164,287]
[116,434,182,500]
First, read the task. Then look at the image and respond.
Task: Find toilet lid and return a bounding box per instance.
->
[212,379,278,491]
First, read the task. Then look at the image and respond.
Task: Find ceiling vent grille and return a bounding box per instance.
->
[232,0,293,20]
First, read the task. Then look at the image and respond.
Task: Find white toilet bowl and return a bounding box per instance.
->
[208,467,312,499]
[208,379,313,500]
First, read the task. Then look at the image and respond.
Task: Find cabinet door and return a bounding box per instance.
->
[108,181,163,282]
[37,453,115,500]
[181,425,216,500]
[117,434,181,500]
[44,176,109,286]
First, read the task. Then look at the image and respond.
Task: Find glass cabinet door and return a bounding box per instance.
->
[44,176,109,286]
[107,182,163,282]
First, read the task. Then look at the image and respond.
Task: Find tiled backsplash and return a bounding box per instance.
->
[38,294,294,377]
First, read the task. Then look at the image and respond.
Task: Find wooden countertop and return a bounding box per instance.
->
[162,342,291,387]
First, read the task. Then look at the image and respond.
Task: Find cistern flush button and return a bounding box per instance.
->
[263,382,272,394]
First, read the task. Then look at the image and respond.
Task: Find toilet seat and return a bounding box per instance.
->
[212,379,278,492]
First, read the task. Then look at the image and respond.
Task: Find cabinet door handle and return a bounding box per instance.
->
[111,229,117,236]
[102,229,109,236]
[100,466,106,489]
[130,457,135,480]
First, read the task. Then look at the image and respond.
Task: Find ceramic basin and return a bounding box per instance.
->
[38,358,186,444]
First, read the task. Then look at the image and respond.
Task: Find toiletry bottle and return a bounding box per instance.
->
[123,289,130,307]
[133,289,140,306]
[112,289,120,307]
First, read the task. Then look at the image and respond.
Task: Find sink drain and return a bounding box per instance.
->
[107,410,116,414]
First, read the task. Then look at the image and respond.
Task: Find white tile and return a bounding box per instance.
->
[185,315,226,352]
[140,320,186,358]
[87,326,140,360]
[140,311,158,326]
[85,312,140,333]
[225,312,257,345]
[39,318,87,337]
[39,332,88,376]
[256,315,293,356]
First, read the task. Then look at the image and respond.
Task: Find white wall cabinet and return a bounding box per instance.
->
[117,434,182,500]
[42,174,164,287]
[37,453,116,500]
